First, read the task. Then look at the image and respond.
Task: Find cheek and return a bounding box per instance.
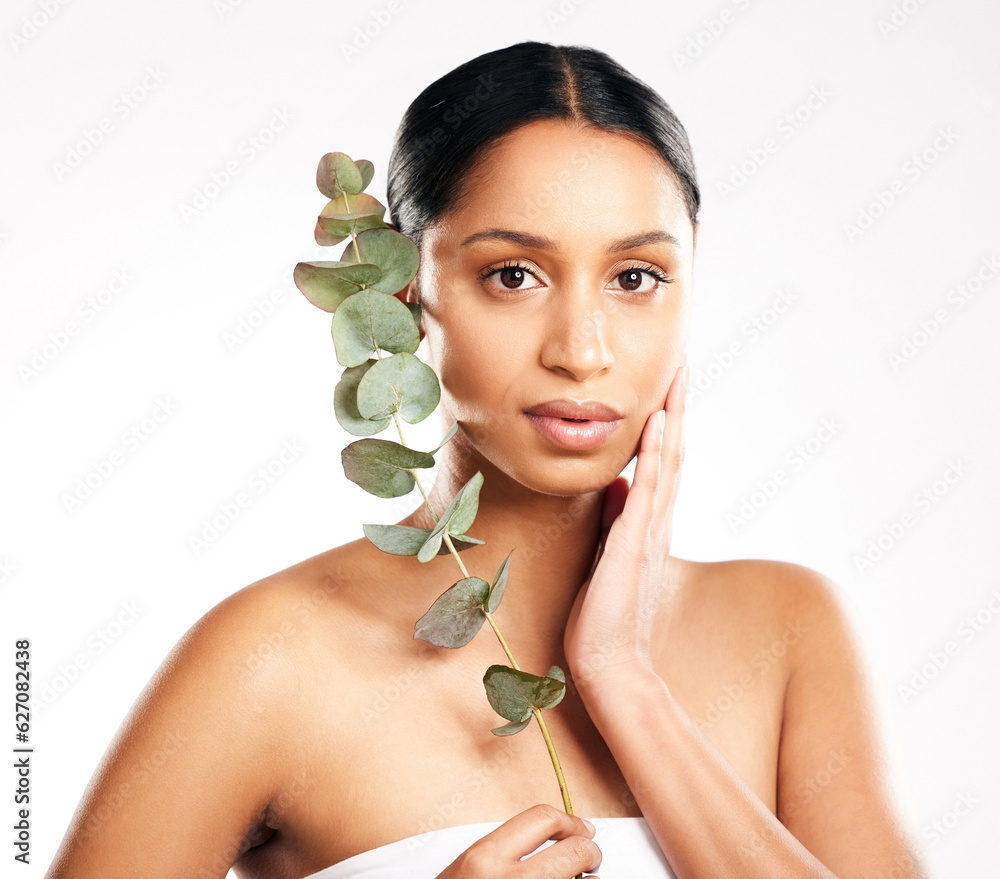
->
[425,310,529,422]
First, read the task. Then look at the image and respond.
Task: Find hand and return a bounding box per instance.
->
[563,360,688,688]
[435,803,601,878]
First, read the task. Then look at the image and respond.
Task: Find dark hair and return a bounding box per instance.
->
[386,41,700,251]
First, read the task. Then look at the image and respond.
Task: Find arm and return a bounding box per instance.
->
[574,565,932,879]
[44,581,302,879]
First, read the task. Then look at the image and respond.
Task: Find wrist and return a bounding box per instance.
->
[569,657,666,713]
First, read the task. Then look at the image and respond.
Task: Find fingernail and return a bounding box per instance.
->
[582,817,596,833]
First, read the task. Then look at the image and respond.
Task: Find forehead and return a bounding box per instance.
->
[424,118,692,254]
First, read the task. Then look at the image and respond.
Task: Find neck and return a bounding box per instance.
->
[399,426,607,668]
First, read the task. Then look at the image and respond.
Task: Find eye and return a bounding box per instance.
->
[477,260,543,292]
[610,264,674,295]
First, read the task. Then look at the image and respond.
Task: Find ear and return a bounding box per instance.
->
[392,278,425,343]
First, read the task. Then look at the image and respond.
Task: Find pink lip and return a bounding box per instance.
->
[523,399,623,451]
[524,399,623,420]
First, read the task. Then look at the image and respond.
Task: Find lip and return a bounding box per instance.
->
[524,399,623,420]
[524,399,623,451]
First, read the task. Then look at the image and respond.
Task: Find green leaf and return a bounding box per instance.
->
[316,193,387,246]
[317,151,363,199]
[491,717,533,736]
[332,288,420,367]
[355,159,375,191]
[430,422,458,454]
[545,665,566,686]
[363,524,483,556]
[487,550,514,613]
[483,665,567,723]
[341,439,434,498]
[405,301,421,329]
[334,360,391,437]
[356,352,440,425]
[294,261,382,313]
[316,213,387,246]
[443,471,484,536]
[413,577,490,648]
[416,472,484,562]
[340,227,419,296]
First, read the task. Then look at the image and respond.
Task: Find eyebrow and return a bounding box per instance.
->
[459,228,680,251]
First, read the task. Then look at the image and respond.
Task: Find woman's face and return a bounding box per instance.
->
[408,118,695,497]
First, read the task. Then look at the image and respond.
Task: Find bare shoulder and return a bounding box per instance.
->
[44,542,366,879]
[666,555,845,651]
[671,558,929,876]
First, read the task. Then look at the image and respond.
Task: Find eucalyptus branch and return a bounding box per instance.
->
[293,152,582,848]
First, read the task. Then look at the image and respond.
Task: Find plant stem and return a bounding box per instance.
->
[532,707,576,816]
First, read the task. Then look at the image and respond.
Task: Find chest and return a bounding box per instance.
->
[236,621,786,878]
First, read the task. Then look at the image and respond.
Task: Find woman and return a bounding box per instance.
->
[44,41,931,879]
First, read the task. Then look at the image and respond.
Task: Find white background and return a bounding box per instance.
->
[2,0,998,875]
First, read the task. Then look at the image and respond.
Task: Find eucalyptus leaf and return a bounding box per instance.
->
[320,192,386,221]
[332,289,420,367]
[405,301,421,329]
[487,550,514,614]
[430,422,459,454]
[317,151,363,199]
[334,360,391,437]
[363,524,483,556]
[491,717,533,736]
[340,227,419,296]
[483,664,566,723]
[444,470,484,536]
[416,472,484,563]
[294,262,382,313]
[413,577,491,648]
[316,193,387,246]
[356,352,440,425]
[341,439,434,498]
[316,212,387,246]
[355,158,375,191]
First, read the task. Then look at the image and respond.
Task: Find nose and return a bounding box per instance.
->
[539,287,614,382]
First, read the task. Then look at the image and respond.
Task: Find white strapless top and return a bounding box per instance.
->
[300,816,676,878]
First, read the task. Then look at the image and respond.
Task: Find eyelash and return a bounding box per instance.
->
[476,260,674,296]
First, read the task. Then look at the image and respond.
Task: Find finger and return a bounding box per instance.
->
[524,834,603,877]
[601,478,629,530]
[585,478,629,579]
[661,361,688,484]
[619,399,667,528]
[473,804,595,861]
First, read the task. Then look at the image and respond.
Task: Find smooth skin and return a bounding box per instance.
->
[44,119,932,879]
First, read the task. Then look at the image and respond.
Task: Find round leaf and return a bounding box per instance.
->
[356,352,440,425]
[332,289,420,367]
[316,193,387,246]
[340,227,419,295]
[334,360,391,437]
[483,665,566,722]
[342,438,434,498]
[316,213,387,246]
[317,151,363,199]
[294,261,382,313]
[414,577,491,648]
[356,158,375,191]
